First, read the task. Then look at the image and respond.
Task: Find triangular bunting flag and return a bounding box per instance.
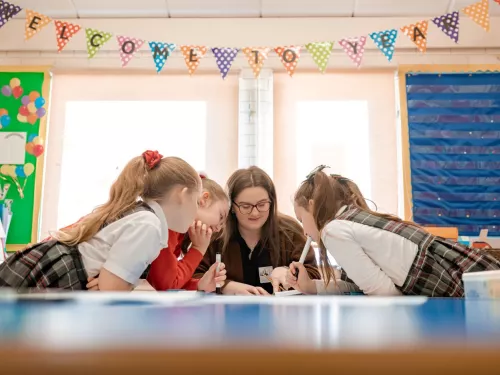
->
[54,20,81,52]
[401,21,428,53]
[85,28,113,59]
[369,29,398,62]
[149,41,176,73]
[212,48,239,79]
[339,37,367,68]
[462,0,489,32]
[305,42,334,73]
[242,47,270,78]
[495,0,500,4]
[117,36,144,67]
[0,0,21,30]
[432,11,459,43]
[25,9,51,40]
[180,46,208,75]
[274,46,301,76]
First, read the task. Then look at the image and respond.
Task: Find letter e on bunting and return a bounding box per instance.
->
[54,20,81,52]
[369,29,397,62]
[242,47,270,78]
[25,9,51,40]
[274,46,301,77]
[117,36,144,67]
[339,37,367,68]
[401,21,428,53]
[180,46,208,75]
[462,0,490,32]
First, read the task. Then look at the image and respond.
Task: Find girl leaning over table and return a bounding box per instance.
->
[287,165,500,297]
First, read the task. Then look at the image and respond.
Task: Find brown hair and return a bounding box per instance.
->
[294,170,415,286]
[222,166,299,267]
[54,155,200,246]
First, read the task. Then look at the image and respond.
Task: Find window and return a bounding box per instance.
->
[57,101,206,228]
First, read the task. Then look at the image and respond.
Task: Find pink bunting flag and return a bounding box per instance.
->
[338,36,367,68]
[117,36,145,67]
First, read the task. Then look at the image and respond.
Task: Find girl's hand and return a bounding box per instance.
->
[286,262,317,295]
[223,281,270,296]
[188,220,213,255]
[270,266,290,293]
[197,262,227,292]
[86,276,99,291]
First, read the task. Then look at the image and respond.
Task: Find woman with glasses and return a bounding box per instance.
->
[193,166,320,295]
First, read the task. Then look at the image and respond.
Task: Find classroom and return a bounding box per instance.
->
[0,0,499,373]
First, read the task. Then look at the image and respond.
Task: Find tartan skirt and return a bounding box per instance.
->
[0,239,88,292]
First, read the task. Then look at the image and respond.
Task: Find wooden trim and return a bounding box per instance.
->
[399,64,500,73]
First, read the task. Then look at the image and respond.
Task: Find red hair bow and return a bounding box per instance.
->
[142,150,163,170]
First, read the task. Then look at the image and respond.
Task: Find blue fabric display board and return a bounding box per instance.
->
[406,73,500,236]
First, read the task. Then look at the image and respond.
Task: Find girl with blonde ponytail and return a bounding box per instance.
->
[0,151,221,292]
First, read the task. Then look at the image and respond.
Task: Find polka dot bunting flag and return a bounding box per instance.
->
[85,28,113,59]
[369,29,398,62]
[242,47,271,78]
[54,20,81,52]
[24,9,51,41]
[462,0,490,32]
[180,46,208,75]
[117,36,144,67]
[0,0,22,30]
[212,48,239,79]
[149,41,176,73]
[401,21,428,53]
[305,42,334,73]
[274,46,301,77]
[431,11,459,43]
[339,37,367,68]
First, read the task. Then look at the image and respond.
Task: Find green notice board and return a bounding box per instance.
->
[0,67,50,251]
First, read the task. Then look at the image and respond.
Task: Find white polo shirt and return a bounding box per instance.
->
[78,200,169,286]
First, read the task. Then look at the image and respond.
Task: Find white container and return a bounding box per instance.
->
[463,270,500,299]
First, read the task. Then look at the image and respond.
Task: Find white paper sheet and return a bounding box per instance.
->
[0,132,27,164]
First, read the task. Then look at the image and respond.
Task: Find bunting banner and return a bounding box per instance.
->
[24,9,51,40]
[54,20,81,52]
[180,46,208,75]
[401,21,428,53]
[462,0,490,32]
[242,47,270,78]
[305,42,334,73]
[432,11,459,43]
[149,41,176,73]
[85,28,113,59]
[212,48,239,79]
[369,29,397,62]
[339,37,367,68]
[117,36,144,67]
[0,0,21,30]
[275,46,301,76]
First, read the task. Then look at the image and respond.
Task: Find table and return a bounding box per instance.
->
[0,293,499,374]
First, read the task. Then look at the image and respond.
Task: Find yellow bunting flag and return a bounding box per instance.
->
[180,45,208,75]
[54,20,81,52]
[401,21,428,53]
[462,0,490,32]
[274,46,301,77]
[85,28,113,58]
[242,47,270,78]
[305,42,334,73]
[24,9,51,40]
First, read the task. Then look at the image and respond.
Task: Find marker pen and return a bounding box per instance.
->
[295,236,313,279]
[215,252,222,295]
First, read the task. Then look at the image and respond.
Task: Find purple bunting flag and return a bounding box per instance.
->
[0,0,22,30]
[432,11,460,43]
[212,47,239,79]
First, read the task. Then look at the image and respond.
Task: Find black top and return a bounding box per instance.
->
[236,232,274,294]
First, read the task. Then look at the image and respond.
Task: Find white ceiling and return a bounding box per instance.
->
[12,0,500,18]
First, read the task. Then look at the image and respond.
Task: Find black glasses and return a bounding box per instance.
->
[233,201,271,215]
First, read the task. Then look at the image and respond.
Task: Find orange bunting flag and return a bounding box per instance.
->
[274,46,301,77]
[462,0,490,32]
[401,21,428,53]
[180,46,208,75]
[54,20,81,52]
[24,9,51,40]
[242,47,270,78]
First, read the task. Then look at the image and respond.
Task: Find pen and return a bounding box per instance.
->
[295,236,313,279]
[215,252,222,295]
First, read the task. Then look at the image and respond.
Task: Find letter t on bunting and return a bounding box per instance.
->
[24,9,51,40]
[242,47,270,78]
[401,21,428,53]
[339,36,367,68]
[117,36,144,67]
[180,46,208,75]
[274,46,301,77]
[0,0,22,30]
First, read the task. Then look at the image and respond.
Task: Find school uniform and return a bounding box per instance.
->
[0,201,168,292]
[317,205,500,297]
[194,215,321,294]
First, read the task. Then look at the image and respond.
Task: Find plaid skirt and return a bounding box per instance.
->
[336,206,500,297]
[0,239,88,292]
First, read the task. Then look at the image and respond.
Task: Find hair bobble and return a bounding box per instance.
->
[142,150,163,170]
[199,171,208,179]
